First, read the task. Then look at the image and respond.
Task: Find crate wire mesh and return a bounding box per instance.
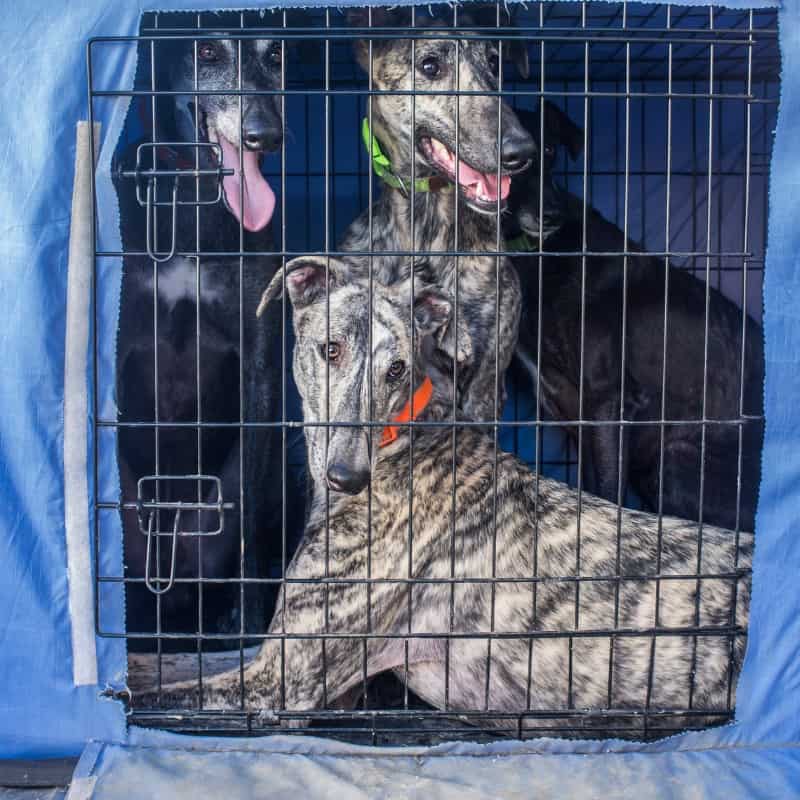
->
[89,2,778,742]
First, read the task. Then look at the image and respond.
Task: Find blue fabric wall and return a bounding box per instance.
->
[1,3,799,790]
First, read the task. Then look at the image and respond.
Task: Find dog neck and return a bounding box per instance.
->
[365,121,505,254]
[381,182,504,256]
[376,371,459,452]
[304,372,456,517]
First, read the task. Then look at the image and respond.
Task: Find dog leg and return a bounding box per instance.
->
[240,257,284,632]
[130,518,409,719]
[129,611,369,718]
[584,388,648,506]
[580,397,624,504]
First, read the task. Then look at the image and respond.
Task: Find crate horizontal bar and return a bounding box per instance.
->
[91,88,771,102]
[97,417,762,430]
[98,569,750,586]
[89,29,776,44]
[94,248,760,259]
[99,625,747,641]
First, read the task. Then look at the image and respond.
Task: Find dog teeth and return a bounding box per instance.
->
[431,138,451,160]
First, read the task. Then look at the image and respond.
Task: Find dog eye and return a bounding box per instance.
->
[387,359,406,380]
[488,52,499,74]
[419,56,441,79]
[321,342,341,362]
[269,42,282,65]
[544,144,556,158]
[197,42,219,62]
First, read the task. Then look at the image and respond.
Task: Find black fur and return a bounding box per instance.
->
[507,104,763,531]
[113,31,300,645]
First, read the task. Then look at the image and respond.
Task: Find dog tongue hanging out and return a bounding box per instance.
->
[216,134,276,233]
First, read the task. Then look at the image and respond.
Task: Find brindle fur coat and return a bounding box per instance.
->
[133,257,751,736]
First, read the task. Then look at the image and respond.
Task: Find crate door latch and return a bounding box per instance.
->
[136,474,229,595]
[116,141,234,263]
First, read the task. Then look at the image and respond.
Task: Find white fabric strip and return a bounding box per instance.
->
[65,120,101,687]
[65,775,98,800]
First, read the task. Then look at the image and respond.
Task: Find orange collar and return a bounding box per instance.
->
[380,377,434,448]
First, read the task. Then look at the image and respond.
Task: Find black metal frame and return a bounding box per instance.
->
[88,1,779,743]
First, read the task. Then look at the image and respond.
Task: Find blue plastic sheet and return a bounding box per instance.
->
[1,0,799,793]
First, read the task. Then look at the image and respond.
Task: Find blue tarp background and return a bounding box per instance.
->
[2,0,800,793]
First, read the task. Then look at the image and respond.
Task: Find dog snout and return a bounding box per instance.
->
[326,462,370,495]
[501,126,536,174]
[242,121,283,152]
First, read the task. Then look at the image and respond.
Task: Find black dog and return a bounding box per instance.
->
[113,29,298,645]
[507,104,763,531]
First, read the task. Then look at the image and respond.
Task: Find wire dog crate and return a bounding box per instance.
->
[89,1,779,743]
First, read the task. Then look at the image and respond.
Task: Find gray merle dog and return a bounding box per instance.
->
[334,10,535,438]
[132,255,752,736]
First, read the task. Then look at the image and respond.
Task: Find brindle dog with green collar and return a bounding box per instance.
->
[133,256,751,737]
[336,9,535,429]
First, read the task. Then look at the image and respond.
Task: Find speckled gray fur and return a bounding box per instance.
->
[334,27,534,427]
[135,264,752,735]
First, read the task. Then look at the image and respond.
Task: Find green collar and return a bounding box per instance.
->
[361,121,537,251]
[361,117,453,195]
[506,233,536,252]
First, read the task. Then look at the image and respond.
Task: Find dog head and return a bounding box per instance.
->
[257,256,467,496]
[350,7,535,215]
[506,103,584,242]
[164,34,284,232]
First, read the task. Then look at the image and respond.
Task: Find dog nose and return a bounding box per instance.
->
[326,463,370,495]
[242,125,283,152]
[501,128,536,173]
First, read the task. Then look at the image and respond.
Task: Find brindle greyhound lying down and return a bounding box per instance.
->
[131,256,752,735]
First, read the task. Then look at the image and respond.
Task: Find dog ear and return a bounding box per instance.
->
[347,7,409,72]
[256,256,343,316]
[283,9,322,66]
[414,288,451,334]
[544,102,584,161]
[502,6,530,81]
[509,41,530,81]
[413,288,472,365]
[467,4,530,79]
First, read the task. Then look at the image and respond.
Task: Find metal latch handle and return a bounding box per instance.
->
[145,178,177,263]
[144,507,180,595]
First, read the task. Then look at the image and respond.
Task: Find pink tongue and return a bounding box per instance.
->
[218,135,276,232]
[455,159,511,202]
